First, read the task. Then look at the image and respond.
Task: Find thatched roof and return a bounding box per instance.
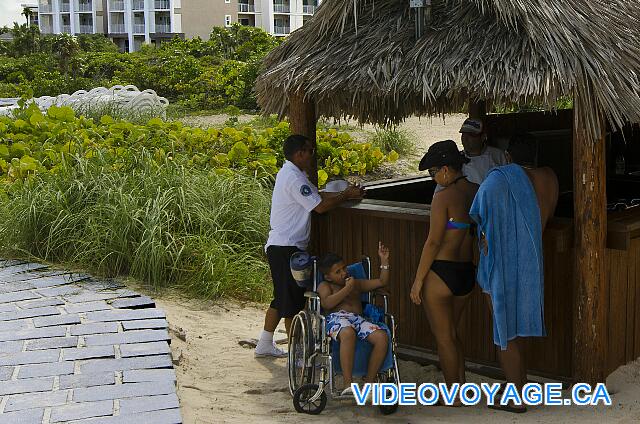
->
[256,0,640,141]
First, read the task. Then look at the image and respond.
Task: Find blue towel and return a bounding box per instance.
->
[469,164,545,350]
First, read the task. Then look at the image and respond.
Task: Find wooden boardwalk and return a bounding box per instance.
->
[0,259,181,423]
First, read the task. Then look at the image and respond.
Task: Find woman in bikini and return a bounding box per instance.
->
[410,140,479,404]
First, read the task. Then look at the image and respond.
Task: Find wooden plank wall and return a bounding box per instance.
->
[606,237,640,375]
[311,205,580,378]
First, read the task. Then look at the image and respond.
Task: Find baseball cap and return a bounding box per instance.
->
[418,140,464,171]
[459,118,484,135]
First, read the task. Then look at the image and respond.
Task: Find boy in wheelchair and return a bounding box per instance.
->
[317,241,390,397]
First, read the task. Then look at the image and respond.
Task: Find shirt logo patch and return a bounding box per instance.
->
[300,185,312,197]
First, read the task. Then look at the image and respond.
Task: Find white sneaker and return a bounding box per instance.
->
[254,342,287,358]
[340,387,354,397]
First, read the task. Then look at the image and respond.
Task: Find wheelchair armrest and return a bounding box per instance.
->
[304,291,319,299]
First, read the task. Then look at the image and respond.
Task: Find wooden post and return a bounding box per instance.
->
[289,89,318,186]
[572,107,608,385]
[468,100,487,119]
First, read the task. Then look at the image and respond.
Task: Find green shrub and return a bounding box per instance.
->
[370,127,416,156]
[0,104,397,185]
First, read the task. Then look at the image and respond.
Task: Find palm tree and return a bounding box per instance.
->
[22,7,34,26]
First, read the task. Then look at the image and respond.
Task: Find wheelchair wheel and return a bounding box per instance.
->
[288,311,314,396]
[378,370,399,415]
[293,383,327,414]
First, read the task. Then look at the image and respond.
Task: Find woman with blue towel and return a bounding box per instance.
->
[410,140,479,404]
[470,135,558,413]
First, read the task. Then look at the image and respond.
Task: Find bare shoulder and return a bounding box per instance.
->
[317,281,333,296]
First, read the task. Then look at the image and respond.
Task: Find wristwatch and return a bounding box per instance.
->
[380,265,390,270]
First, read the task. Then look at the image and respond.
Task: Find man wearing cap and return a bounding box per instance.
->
[459,118,507,184]
[255,134,365,358]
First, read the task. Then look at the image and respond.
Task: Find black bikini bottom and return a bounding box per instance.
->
[430,260,476,296]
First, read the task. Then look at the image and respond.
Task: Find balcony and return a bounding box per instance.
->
[77,2,92,12]
[110,23,125,33]
[302,4,315,14]
[273,26,290,35]
[154,0,170,9]
[60,2,71,12]
[39,4,53,13]
[132,0,145,10]
[273,4,290,13]
[238,3,255,13]
[62,24,71,33]
[79,24,93,33]
[133,24,145,33]
[155,24,171,33]
[109,0,124,11]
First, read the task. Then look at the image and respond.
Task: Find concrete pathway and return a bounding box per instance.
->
[0,259,182,424]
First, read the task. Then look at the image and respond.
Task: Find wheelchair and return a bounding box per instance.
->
[287,254,401,415]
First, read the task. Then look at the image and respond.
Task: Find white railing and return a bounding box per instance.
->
[302,5,315,14]
[109,0,124,10]
[40,4,52,12]
[154,0,170,9]
[60,2,71,12]
[79,24,93,33]
[273,26,290,35]
[110,23,125,33]
[132,0,145,10]
[155,24,171,33]
[133,24,145,33]
[77,2,92,12]
[273,4,290,13]
[62,25,71,33]
[238,3,255,12]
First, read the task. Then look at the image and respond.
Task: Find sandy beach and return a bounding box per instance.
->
[143,292,640,424]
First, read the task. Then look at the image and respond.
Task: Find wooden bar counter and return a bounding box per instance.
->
[311,194,640,380]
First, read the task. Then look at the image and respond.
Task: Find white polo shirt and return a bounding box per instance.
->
[435,146,507,191]
[463,146,508,185]
[266,160,322,250]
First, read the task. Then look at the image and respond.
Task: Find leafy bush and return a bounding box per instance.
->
[0,24,280,112]
[0,104,397,185]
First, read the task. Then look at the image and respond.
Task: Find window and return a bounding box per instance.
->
[225,0,230,3]
[239,18,250,26]
[224,15,231,27]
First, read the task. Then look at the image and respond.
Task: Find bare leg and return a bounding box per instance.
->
[364,330,389,383]
[263,307,280,332]
[338,327,356,387]
[485,294,526,410]
[452,294,471,383]
[498,339,526,390]
[284,317,292,335]
[423,272,463,406]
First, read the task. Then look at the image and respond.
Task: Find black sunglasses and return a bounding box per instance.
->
[428,167,442,178]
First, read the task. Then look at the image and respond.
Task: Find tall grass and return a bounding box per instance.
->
[370,127,416,156]
[0,153,273,301]
[72,101,166,124]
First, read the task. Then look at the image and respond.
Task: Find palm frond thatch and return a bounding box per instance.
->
[256,0,640,143]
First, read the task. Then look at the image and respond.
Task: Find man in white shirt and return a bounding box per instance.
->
[255,134,364,358]
[431,118,506,192]
[459,118,507,184]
